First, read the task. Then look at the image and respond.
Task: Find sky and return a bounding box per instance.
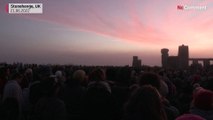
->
[0,0,212,66]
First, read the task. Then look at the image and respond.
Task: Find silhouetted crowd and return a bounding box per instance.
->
[0,63,212,120]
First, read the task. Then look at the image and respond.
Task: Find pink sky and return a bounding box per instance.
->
[0,0,212,66]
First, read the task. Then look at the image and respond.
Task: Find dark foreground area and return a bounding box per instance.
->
[0,63,212,120]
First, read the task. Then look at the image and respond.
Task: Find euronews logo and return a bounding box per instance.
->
[177,5,207,11]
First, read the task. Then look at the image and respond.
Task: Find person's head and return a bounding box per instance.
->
[55,70,66,83]
[41,77,61,97]
[55,70,62,78]
[11,70,23,84]
[38,65,52,81]
[89,68,105,82]
[83,81,113,119]
[25,68,33,76]
[87,81,111,94]
[72,69,86,85]
[125,85,166,120]
[0,67,10,79]
[139,72,161,91]
[192,87,213,111]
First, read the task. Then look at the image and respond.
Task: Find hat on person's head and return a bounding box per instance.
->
[193,87,213,111]
[175,114,205,120]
